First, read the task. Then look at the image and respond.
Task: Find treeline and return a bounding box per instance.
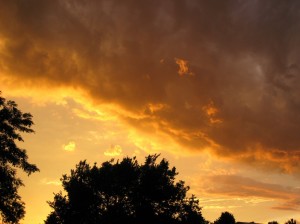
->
[0,93,297,224]
[268,219,297,224]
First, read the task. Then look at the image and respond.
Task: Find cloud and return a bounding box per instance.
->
[40,178,61,186]
[175,58,194,76]
[63,141,76,152]
[104,145,122,157]
[1,0,300,173]
[196,175,300,211]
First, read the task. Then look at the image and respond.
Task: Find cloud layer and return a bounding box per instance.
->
[197,175,300,211]
[1,0,300,173]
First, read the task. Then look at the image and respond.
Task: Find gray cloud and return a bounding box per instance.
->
[1,0,300,173]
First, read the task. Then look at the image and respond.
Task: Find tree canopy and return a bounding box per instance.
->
[285,219,297,224]
[45,155,206,224]
[214,212,236,224]
[0,92,39,223]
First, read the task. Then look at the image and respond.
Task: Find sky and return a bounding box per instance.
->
[0,0,300,223]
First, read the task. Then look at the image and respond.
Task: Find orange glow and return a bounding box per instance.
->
[1,1,300,223]
[203,101,223,124]
[175,58,194,76]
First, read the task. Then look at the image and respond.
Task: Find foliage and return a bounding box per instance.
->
[268,221,279,224]
[45,155,206,224]
[214,212,235,224]
[285,219,296,224]
[0,92,39,223]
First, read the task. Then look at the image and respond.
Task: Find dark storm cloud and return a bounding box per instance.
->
[1,0,300,172]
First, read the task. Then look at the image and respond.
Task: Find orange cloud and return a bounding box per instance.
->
[197,175,300,211]
[1,0,300,175]
[202,100,223,124]
[104,145,123,157]
[175,58,194,76]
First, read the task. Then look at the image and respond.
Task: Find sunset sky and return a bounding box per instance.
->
[1,1,300,223]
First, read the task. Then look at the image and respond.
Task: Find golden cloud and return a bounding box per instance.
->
[1,0,300,174]
[104,145,122,157]
[175,58,194,76]
[63,141,76,152]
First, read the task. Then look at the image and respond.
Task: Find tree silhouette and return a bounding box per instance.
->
[45,155,206,224]
[214,212,235,224]
[268,221,279,224]
[0,92,39,223]
[285,219,296,224]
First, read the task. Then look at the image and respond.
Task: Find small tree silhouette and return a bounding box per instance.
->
[285,219,296,224]
[45,155,206,224]
[268,221,279,224]
[214,211,235,224]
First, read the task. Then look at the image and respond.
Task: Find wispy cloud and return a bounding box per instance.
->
[175,58,194,76]
[196,175,300,211]
[104,145,122,157]
[63,141,76,152]
[40,178,61,186]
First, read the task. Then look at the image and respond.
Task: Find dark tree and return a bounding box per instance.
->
[0,92,39,223]
[214,212,235,224]
[268,221,279,224]
[45,155,206,224]
[285,219,296,224]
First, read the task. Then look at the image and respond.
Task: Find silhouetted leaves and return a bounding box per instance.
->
[0,92,39,223]
[214,212,236,224]
[285,219,296,224]
[268,221,279,224]
[45,155,206,224]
